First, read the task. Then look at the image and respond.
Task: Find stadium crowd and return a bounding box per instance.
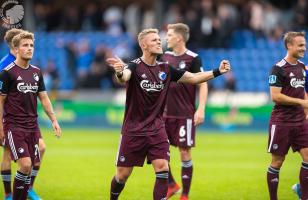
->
[0,0,307,90]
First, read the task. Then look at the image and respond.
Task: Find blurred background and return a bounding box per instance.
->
[1,0,308,131]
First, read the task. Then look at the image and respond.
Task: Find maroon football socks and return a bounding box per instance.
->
[182,160,193,196]
[154,171,168,200]
[1,170,12,197]
[110,176,125,200]
[300,161,308,200]
[267,166,280,200]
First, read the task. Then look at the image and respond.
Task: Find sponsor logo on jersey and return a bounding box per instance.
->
[290,78,305,88]
[158,71,166,81]
[269,75,277,84]
[179,61,186,69]
[33,73,39,81]
[17,82,38,93]
[140,80,164,92]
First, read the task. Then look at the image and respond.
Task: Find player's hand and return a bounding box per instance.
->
[106,56,125,66]
[106,57,126,76]
[52,120,62,138]
[194,108,205,126]
[219,60,231,74]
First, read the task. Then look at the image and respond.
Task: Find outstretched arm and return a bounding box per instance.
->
[178,60,231,84]
[38,92,61,138]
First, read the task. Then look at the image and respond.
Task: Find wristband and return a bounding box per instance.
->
[213,68,222,77]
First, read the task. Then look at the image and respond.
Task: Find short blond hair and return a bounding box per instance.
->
[4,28,24,49]
[283,31,306,49]
[167,23,190,42]
[137,28,159,46]
[12,31,34,48]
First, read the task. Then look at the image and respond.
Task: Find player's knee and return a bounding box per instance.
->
[179,148,191,161]
[116,168,132,182]
[271,157,285,168]
[154,161,169,172]
[39,140,46,154]
[300,148,308,162]
[3,148,11,162]
[19,159,32,174]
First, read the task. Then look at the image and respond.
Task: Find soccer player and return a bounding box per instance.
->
[267,31,308,200]
[161,23,207,200]
[291,41,308,200]
[0,28,23,200]
[0,29,46,200]
[0,32,61,200]
[108,28,230,200]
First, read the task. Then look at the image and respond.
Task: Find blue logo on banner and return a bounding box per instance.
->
[269,75,277,84]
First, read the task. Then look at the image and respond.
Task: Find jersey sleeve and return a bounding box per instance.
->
[170,65,185,82]
[126,62,137,72]
[191,56,203,73]
[38,71,46,92]
[269,65,284,87]
[0,70,12,95]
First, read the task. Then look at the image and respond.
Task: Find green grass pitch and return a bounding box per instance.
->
[0,128,301,200]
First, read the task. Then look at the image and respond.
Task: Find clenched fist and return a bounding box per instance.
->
[219,60,231,74]
[106,57,126,76]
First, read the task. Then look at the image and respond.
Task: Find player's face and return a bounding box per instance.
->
[16,39,34,60]
[289,36,306,59]
[143,33,163,55]
[166,29,179,49]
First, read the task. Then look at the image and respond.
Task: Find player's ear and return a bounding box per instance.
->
[141,42,147,50]
[14,47,18,54]
[286,42,293,50]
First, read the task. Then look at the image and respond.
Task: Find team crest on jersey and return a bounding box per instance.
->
[158,71,166,81]
[141,74,147,79]
[302,69,306,77]
[33,73,39,81]
[179,61,186,69]
[269,75,277,84]
[0,81,3,90]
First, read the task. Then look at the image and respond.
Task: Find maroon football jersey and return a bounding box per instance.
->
[0,62,46,129]
[161,50,203,118]
[122,58,185,136]
[269,59,306,125]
